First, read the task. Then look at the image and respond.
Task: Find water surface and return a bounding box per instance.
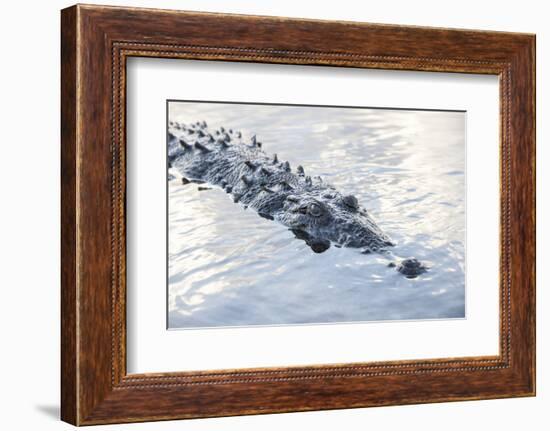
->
[168,102,465,328]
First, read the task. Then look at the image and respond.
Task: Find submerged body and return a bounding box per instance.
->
[168,121,427,276]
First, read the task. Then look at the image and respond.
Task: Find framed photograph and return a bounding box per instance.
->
[61,4,536,425]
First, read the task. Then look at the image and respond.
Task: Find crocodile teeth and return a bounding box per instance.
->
[283,161,291,172]
[297,165,305,176]
[272,154,278,164]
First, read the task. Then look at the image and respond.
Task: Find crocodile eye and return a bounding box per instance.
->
[308,202,323,217]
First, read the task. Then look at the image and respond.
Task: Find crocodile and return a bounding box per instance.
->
[168,120,428,278]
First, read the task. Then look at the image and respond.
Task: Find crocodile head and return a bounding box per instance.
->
[279,190,394,253]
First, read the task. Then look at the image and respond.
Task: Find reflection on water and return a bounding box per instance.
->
[168,102,465,328]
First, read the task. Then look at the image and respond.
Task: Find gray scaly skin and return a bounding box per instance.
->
[168,120,428,277]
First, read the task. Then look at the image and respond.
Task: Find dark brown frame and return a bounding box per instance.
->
[61,4,536,426]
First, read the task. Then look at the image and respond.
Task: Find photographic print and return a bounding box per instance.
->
[167,101,465,329]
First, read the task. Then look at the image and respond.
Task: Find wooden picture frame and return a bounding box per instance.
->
[61,4,535,425]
